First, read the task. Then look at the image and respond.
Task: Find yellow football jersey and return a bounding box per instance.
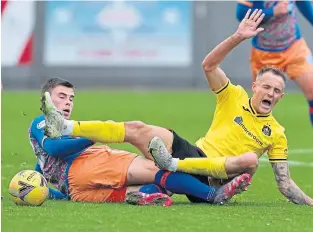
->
[196,80,288,163]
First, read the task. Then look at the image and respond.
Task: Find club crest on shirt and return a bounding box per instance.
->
[262,124,271,136]
[37,120,46,129]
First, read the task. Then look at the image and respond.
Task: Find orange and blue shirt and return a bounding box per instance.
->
[236,1,313,52]
[29,115,94,199]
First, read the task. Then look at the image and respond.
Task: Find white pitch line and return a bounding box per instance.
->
[288,148,313,154]
[259,148,313,167]
[259,158,313,167]
[260,148,313,167]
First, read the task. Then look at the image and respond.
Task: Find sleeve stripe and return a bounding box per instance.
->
[41,136,47,148]
[237,0,253,7]
[269,158,287,161]
[214,80,230,94]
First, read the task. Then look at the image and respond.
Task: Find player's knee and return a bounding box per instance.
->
[126,121,146,130]
[124,121,148,142]
[303,82,313,99]
[297,73,313,99]
[145,161,159,172]
[240,153,258,170]
[305,85,313,100]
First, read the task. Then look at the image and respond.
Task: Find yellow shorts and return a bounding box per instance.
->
[250,38,313,80]
[68,145,137,203]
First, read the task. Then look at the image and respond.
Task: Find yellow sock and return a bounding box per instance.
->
[177,157,228,179]
[72,121,125,144]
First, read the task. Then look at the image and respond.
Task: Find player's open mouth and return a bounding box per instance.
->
[261,99,272,108]
[63,109,70,116]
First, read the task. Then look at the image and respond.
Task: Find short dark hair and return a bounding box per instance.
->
[256,66,287,84]
[41,77,74,97]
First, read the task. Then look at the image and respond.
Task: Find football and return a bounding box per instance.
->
[9,170,49,206]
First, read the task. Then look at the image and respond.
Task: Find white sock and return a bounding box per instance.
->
[168,158,178,172]
[61,120,74,136]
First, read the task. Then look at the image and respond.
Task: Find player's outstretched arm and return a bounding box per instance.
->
[271,162,313,205]
[202,9,264,92]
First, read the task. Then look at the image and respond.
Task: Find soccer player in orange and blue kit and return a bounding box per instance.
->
[236,0,313,128]
[29,78,173,204]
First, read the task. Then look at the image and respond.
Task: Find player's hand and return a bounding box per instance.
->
[274,1,289,16]
[235,9,265,40]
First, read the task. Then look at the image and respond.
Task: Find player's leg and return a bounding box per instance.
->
[125,154,218,203]
[278,38,313,127]
[149,136,258,179]
[123,121,174,160]
[169,152,258,178]
[293,71,313,127]
[286,39,313,127]
[224,153,258,177]
[41,91,174,160]
[126,169,251,205]
[153,170,251,205]
[250,39,313,127]
[126,156,159,185]
[69,121,175,160]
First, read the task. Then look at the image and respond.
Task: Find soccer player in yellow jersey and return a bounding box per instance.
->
[147,9,313,205]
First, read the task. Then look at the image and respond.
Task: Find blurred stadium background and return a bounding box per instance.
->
[2,1,313,232]
[2,1,312,90]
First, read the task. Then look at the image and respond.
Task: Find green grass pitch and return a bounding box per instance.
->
[2,90,313,232]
